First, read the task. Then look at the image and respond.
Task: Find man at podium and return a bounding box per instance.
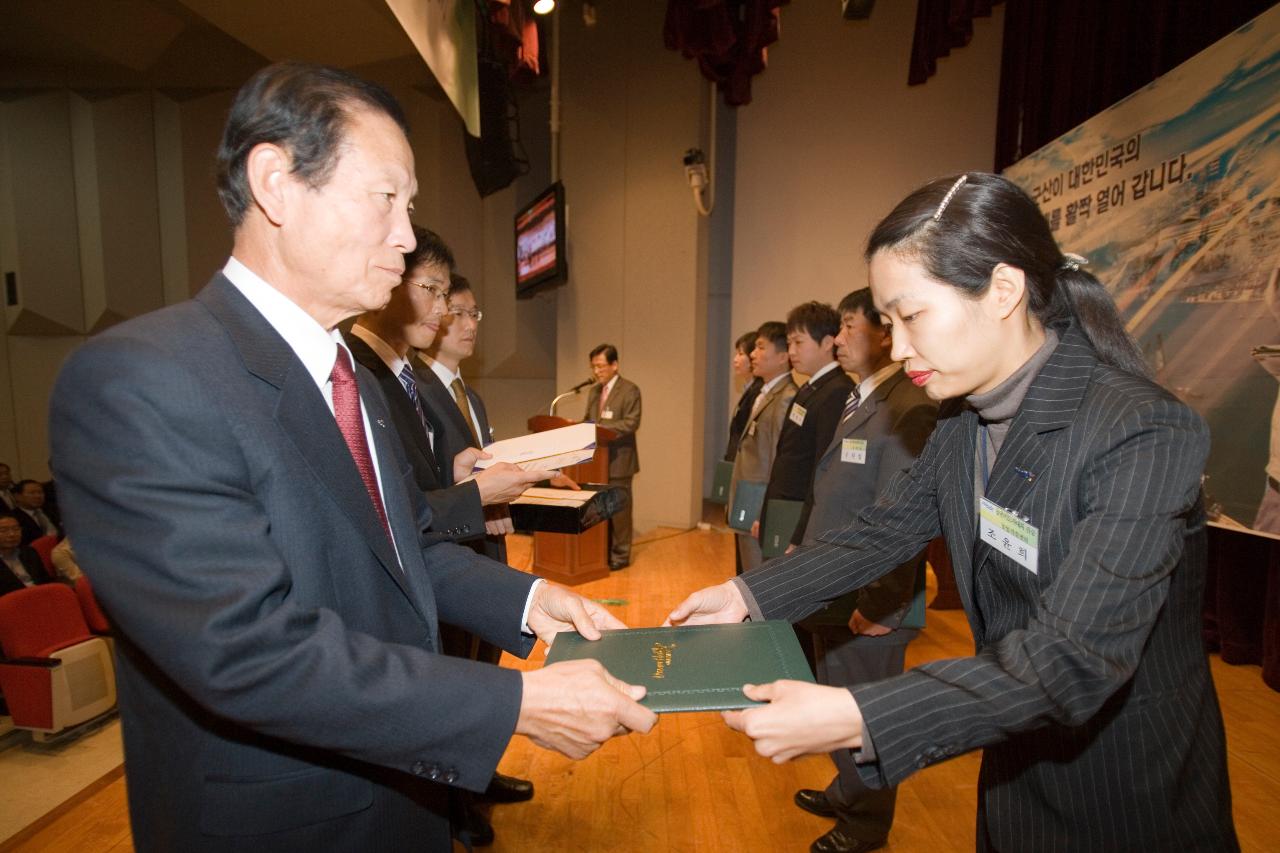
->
[584,344,641,569]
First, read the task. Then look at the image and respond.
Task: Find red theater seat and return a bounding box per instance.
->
[0,584,116,741]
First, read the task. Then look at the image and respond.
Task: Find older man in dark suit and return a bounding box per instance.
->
[584,344,642,569]
[49,62,655,853]
[791,290,938,853]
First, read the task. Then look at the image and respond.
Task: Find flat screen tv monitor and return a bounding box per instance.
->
[515,182,566,297]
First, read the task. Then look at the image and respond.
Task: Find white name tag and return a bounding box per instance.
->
[602,409,614,419]
[789,403,807,426]
[841,438,867,464]
[979,497,1039,574]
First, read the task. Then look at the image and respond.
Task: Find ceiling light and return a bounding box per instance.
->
[533,0,555,14]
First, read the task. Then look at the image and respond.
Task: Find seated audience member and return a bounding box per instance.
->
[51,537,83,581]
[0,513,57,596]
[11,480,61,546]
[0,463,15,511]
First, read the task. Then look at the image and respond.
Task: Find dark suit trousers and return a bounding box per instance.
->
[608,476,633,566]
[813,628,916,840]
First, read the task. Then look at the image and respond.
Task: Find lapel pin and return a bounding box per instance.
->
[1014,467,1036,483]
[376,418,387,428]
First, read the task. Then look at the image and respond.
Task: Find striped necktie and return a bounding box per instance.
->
[840,386,863,423]
[397,365,430,434]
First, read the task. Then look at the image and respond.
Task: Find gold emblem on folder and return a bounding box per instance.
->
[651,642,676,678]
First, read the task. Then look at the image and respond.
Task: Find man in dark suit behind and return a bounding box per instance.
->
[791,289,938,853]
[0,513,57,596]
[10,480,61,546]
[584,344,641,569]
[757,302,854,555]
[48,62,655,853]
[347,231,545,552]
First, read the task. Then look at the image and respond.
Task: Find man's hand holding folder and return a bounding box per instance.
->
[518,583,658,759]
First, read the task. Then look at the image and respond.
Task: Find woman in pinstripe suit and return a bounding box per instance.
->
[669,173,1238,852]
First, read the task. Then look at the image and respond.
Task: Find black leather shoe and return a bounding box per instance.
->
[810,826,886,853]
[456,806,495,847]
[794,788,837,818]
[609,562,629,571]
[482,772,534,803]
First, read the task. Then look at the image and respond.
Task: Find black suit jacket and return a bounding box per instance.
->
[49,273,539,853]
[0,546,55,596]
[725,377,763,462]
[762,365,855,539]
[13,507,60,547]
[417,364,507,563]
[345,334,484,543]
[801,367,938,624]
[739,327,1237,851]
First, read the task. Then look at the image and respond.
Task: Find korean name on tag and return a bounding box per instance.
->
[602,409,614,419]
[978,497,1039,574]
[788,403,807,427]
[841,438,867,464]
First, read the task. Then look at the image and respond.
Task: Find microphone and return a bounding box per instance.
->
[548,379,596,415]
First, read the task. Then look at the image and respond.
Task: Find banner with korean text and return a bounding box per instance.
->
[1004,6,1280,536]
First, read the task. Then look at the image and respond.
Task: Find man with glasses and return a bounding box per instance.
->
[420,274,508,545]
[48,63,655,852]
[347,227,546,549]
[348,231,546,846]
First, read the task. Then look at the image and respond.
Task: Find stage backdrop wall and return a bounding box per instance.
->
[1004,5,1280,535]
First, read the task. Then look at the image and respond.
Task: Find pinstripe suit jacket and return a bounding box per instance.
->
[740,327,1237,851]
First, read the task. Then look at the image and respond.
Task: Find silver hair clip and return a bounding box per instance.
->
[932,174,968,221]
[1061,252,1089,272]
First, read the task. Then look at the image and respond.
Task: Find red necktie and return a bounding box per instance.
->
[331,346,392,542]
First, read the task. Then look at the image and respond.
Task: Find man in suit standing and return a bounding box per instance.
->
[417,269,541,834]
[732,322,798,573]
[583,344,641,570]
[348,230,544,550]
[0,513,57,597]
[48,62,655,853]
[791,289,938,853]
[725,331,763,464]
[420,273,513,557]
[10,480,61,546]
[757,303,854,557]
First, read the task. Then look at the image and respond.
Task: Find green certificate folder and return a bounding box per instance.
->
[709,459,734,505]
[727,480,766,531]
[760,498,804,558]
[543,621,815,713]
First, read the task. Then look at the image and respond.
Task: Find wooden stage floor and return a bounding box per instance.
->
[5,527,1277,852]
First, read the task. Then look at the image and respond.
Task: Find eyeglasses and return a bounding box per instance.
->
[448,306,483,322]
[404,278,448,301]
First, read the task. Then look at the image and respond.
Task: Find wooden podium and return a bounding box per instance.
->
[526,416,617,585]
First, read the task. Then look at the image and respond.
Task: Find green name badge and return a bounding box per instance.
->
[979,497,1039,574]
[841,438,867,464]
